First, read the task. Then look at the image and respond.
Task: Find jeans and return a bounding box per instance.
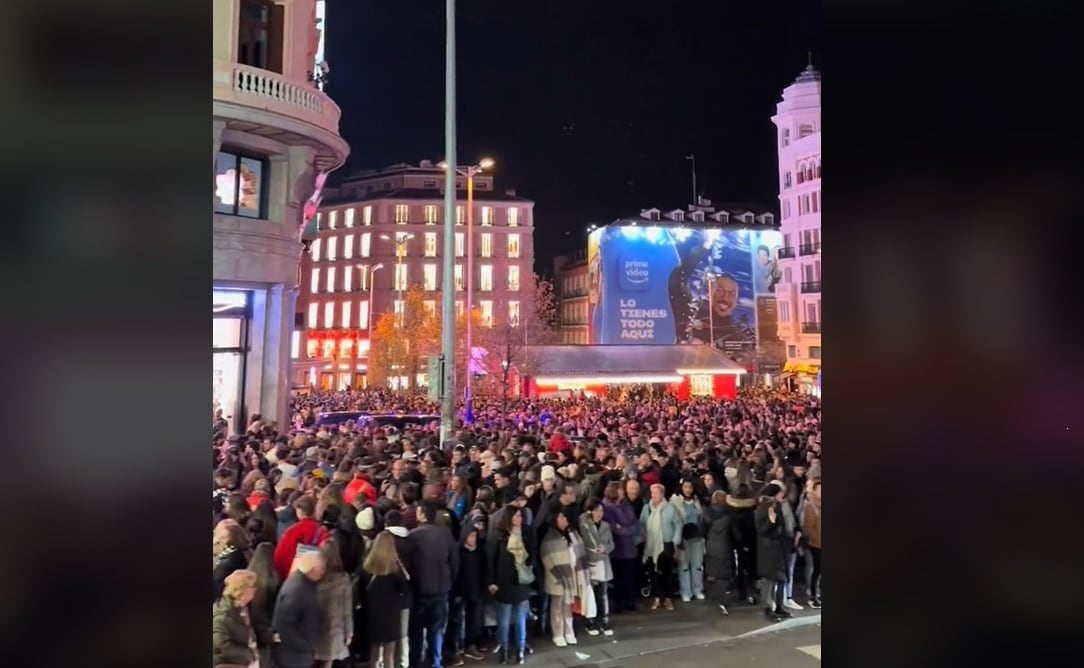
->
[735,547,756,600]
[495,599,530,652]
[611,557,638,610]
[807,547,822,599]
[784,550,797,600]
[677,538,705,600]
[548,594,574,641]
[587,581,611,630]
[397,609,409,668]
[409,594,449,668]
[450,597,483,655]
[760,578,785,612]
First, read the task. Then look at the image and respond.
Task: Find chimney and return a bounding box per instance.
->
[505,187,516,197]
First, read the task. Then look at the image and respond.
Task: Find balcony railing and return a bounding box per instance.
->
[800,281,822,293]
[778,247,796,260]
[799,242,822,256]
[213,60,342,136]
[801,321,822,334]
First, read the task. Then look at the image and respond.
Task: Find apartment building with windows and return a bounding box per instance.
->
[294,161,535,389]
[213,0,349,430]
[771,63,822,393]
[554,253,589,344]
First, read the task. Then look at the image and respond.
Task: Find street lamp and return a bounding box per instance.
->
[380,232,414,311]
[438,157,494,423]
[357,263,384,387]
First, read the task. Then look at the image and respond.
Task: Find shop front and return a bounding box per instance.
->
[213,289,252,434]
[782,360,821,396]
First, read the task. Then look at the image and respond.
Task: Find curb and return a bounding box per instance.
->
[731,613,822,639]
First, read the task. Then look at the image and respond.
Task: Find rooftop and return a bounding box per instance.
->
[321,187,533,207]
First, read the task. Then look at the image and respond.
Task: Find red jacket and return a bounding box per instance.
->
[246,491,270,511]
[272,518,327,579]
[343,474,377,506]
[548,433,571,454]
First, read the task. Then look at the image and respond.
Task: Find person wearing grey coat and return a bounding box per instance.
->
[580,500,615,635]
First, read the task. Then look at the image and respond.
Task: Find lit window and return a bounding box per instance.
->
[456,206,464,225]
[326,267,336,292]
[307,302,318,328]
[481,206,493,226]
[344,208,355,227]
[322,339,335,358]
[481,233,492,258]
[344,266,353,291]
[341,301,352,328]
[291,330,300,359]
[394,263,408,291]
[359,300,370,328]
[323,302,334,328]
[424,264,437,291]
[327,236,338,260]
[508,300,520,326]
[508,265,520,291]
[329,210,338,229]
[480,264,493,291]
[310,268,320,294]
[344,234,354,259]
[424,233,437,257]
[507,234,520,258]
[394,204,409,224]
[363,205,372,225]
[423,300,436,315]
[690,375,713,396]
[455,300,464,318]
[315,212,322,230]
[358,339,371,357]
[311,238,321,261]
[798,123,814,138]
[455,233,464,257]
[455,264,464,291]
[424,205,437,224]
[480,300,493,327]
[782,128,790,146]
[393,300,405,324]
[508,207,519,226]
[360,233,371,257]
[214,151,266,218]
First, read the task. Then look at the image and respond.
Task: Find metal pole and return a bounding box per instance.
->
[440,0,457,446]
[708,273,715,347]
[465,170,474,419]
[690,154,697,205]
[396,238,404,307]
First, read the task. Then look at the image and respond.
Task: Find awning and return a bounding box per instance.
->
[782,361,821,375]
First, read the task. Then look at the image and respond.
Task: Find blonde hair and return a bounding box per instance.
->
[363,531,401,576]
[222,569,257,601]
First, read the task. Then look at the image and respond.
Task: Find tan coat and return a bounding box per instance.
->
[801,499,822,548]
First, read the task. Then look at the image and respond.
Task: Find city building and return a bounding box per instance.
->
[213,0,350,432]
[771,63,821,394]
[294,161,535,389]
[553,252,589,344]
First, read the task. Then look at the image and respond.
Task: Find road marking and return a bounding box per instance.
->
[797,644,821,660]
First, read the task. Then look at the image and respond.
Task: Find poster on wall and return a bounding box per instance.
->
[587,225,786,371]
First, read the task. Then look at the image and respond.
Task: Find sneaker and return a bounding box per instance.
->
[449,655,465,667]
[553,637,568,648]
[586,628,600,636]
[602,629,614,637]
[776,607,794,619]
[784,598,804,611]
[718,603,730,615]
[681,595,692,603]
[694,592,706,600]
[764,607,781,622]
[565,634,578,645]
[463,649,485,661]
[809,597,822,609]
[663,598,674,611]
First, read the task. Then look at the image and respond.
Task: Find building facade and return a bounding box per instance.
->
[554,253,589,344]
[213,0,350,432]
[294,161,535,389]
[771,64,822,393]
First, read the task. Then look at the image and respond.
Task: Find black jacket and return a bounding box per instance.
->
[486,528,535,604]
[385,527,413,610]
[271,571,320,668]
[659,463,683,498]
[453,528,486,602]
[404,523,460,597]
[212,547,247,602]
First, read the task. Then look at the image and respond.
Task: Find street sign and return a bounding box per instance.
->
[426,354,445,401]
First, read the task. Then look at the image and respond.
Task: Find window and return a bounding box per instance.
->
[424,233,437,257]
[508,300,520,326]
[394,204,409,224]
[343,235,354,259]
[508,207,519,226]
[291,330,300,359]
[799,123,815,138]
[394,264,408,291]
[237,0,283,72]
[689,375,713,397]
[323,302,334,328]
[344,208,355,228]
[507,234,521,258]
[481,206,493,226]
[479,300,494,327]
[307,302,319,328]
[344,266,353,291]
[779,300,790,323]
[783,172,791,189]
[327,236,338,260]
[809,346,821,359]
[456,206,464,225]
[214,151,266,218]
[423,300,436,315]
[341,301,352,328]
[423,180,437,188]
[507,265,520,291]
[328,210,338,229]
[480,265,493,291]
[359,300,370,328]
[480,233,492,258]
[788,345,797,357]
[782,128,790,146]
[326,266,336,292]
[362,205,372,226]
[423,264,437,291]
[455,233,465,257]
[815,162,821,179]
[310,268,320,293]
[424,205,437,225]
[311,238,321,261]
[393,300,405,324]
[781,200,791,219]
[455,264,464,291]
[806,301,819,323]
[812,191,819,213]
[359,232,371,258]
[359,266,371,291]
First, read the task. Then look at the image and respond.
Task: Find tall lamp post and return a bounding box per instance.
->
[380,232,414,319]
[441,0,457,445]
[361,263,385,381]
[439,157,494,423]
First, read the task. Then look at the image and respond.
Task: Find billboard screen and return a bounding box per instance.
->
[587,225,786,372]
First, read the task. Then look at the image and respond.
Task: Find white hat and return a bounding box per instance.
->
[355,506,375,532]
[540,465,556,482]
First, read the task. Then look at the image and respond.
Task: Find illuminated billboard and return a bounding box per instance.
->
[587,225,786,372]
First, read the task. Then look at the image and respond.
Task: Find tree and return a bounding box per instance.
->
[369,284,440,390]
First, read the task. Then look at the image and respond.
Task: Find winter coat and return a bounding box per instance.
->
[453,527,487,602]
[385,526,413,610]
[271,571,320,668]
[578,514,614,582]
[313,572,353,662]
[404,523,459,597]
[602,498,641,560]
[801,498,822,548]
[273,518,328,579]
[212,598,256,667]
[212,547,248,602]
[699,504,735,581]
[486,528,535,604]
[669,494,704,545]
[754,500,787,582]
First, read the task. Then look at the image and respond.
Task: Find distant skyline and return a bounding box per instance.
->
[325,0,820,274]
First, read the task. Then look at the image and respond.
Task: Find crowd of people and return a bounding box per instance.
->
[212,387,822,668]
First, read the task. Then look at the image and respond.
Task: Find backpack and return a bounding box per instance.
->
[293,525,328,562]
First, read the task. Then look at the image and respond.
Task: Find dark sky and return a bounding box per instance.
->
[325,0,820,275]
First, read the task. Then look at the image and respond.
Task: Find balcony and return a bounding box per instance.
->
[800,281,822,293]
[801,321,822,334]
[799,242,822,256]
[778,247,797,260]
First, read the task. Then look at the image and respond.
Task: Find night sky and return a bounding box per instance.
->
[325,0,820,275]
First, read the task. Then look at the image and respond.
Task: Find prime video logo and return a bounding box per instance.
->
[623,259,649,284]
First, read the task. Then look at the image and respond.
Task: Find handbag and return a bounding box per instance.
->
[681,522,702,541]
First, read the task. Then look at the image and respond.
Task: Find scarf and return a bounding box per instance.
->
[644,501,665,564]
[507,527,533,584]
[539,528,596,617]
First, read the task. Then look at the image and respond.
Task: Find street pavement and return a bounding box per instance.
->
[509,595,821,668]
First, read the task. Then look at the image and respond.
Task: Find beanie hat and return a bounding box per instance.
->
[540,465,556,482]
[355,506,375,532]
